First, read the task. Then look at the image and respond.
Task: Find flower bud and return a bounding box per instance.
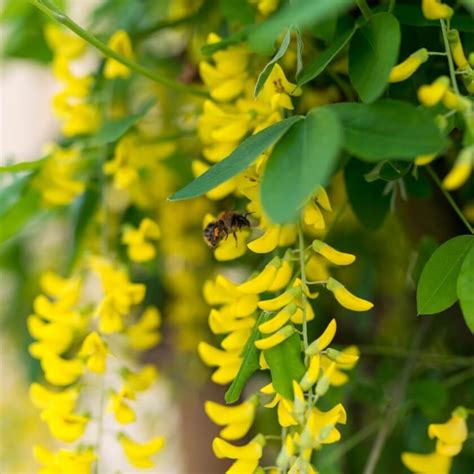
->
[389,49,429,83]
[326,278,374,312]
[417,76,449,107]
[448,29,469,70]
[258,287,302,311]
[306,319,337,356]
[238,257,280,294]
[312,240,355,266]
[255,325,294,350]
[300,355,321,391]
[258,303,297,334]
[421,0,453,20]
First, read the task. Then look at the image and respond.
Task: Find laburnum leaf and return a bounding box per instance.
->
[225,313,267,403]
[0,157,47,173]
[417,235,474,315]
[260,107,342,224]
[264,332,305,400]
[298,27,355,86]
[457,242,474,333]
[330,100,447,161]
[348,12,401,103]
[169,116,303,201]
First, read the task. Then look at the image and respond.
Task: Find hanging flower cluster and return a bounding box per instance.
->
[402,407,470,474]
[28,259,165,472]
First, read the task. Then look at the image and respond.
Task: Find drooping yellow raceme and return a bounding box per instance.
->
[212,434,265,474]
[119,433,165,469]
[389,48,429,83]
[104,30,134,79]
[421,0,453,20]
[122,218,161,262]
[205,396,258,440]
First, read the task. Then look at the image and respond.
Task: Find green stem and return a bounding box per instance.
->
[356,0,372,20]
[29,0,206,97]
[297,226,309,353]
[426,165,474,234]
[440,19,460,95]
[388,0,396,13]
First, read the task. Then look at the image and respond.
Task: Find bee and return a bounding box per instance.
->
[203,211,251,249]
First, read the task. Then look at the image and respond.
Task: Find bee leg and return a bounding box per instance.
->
[233,230,238,247]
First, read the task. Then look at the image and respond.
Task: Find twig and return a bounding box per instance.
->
[356,0,372,20]
[29,0,206,97]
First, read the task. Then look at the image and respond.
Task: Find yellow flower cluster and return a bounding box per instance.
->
[402,407,470,473]
[45,24,100,137]
[28,259,164,472]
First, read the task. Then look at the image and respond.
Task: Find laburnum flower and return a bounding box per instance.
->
[421,0,453,20]
[302,187,332,232]
[118,433,165,469]
[122,364,159,392]
[41,353,84,386]
[127,306,162,351]
[418,76,450,107]
[443,146,473,191]
[205,396,258,440]
[311,240,355,266]
[104,30,133,79]
[250,0,279,16]
[320,346,360,387]
[34,146,85,207]
[92,257,146,334]
[199,33,250,102]
[261,383,297,427]
[44,24,86,59]
[401,451,452,474]
[122,218,161,262]
[199,342,243,385]
[108,387,136,424]
[34,445,96,474]
[29,383,78,414]
[40,271,81,307]
[326,277,374,312]
[78,331,108,374]
[212,434,265,474]
[40,408,89,443]
[258,63,302,110]
[389,48,429,83]
[428,408,468,456]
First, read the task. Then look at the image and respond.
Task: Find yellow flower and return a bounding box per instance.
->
[442,90,471,112]
[306,319,337,356]
[259,64,302,110]
[212,435,265,474]
[41,353,84,386]
[119,433,165,469]
[40,271,81,306]
[301,404,347,448]
[122,218,161,262]
[415,154,437,166]
[205,396,258,440]
[389,48,429,83]
[238,257,281,294]
[443,146,473,191]
[104,135,140,189]
[401,451,452,473]
[198,342,242,384]
[418,77,450,106]
[248,225,281,253]
[127,306,162,351]
[104,30,133,79]
[44,24,86,59]
[448,29,469,70]
[34,445,96,474]
[326,277,374,312]
[258,286,302,312]
[319,346,360,387]
[29,383,78,413]
[300,354,321,391]
[421,0,453,20]
[428,409,468,456]
[215,229,251,261]
[40,408,89,443]
[78,331,107,374]
[252,0,279,16]
[312,240,356,266]
[108,387,136,424]
[255,325,294,350]
[122,364,159,392]
[258,303,297,334]
[261,383,297,427]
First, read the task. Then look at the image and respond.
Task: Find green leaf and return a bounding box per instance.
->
[310,14,338,44]
[457,243,474,333]
[225,313,266,403]
[344,158,391,230]
[169,116,303,201]
[348,12,400,103]
[264,333,305,399]
[261,107,342,223]
[298,28,355,86]
[0,185,42,243]
[330,100,447,161]
[89,100,155,147]
[0,157,46,173]
[65,186,100,272]
[247,0,354,54]
[417,235,474,315]
[254,27,292,97]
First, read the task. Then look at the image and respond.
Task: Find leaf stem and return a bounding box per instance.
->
[440,19,460,95]
[29,0,207,97]
[356,0,372,20]
[388,0,396,13]
[426,165,474,234]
